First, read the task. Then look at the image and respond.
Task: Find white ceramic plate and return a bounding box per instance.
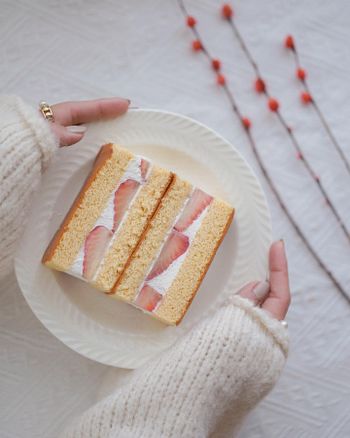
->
[15,109,271,369]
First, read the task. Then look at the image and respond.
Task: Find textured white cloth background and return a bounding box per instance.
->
[0,0,350,437]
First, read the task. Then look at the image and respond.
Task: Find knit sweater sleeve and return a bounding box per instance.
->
[62,295,289,438]
[0,96,57,280]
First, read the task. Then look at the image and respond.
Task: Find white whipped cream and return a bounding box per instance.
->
[92,175,147,281]
[67,244,87,280]
[67,156,148,279]
[135,192,192,300]
[93,157,143,230]
[146,203,210,298]
[92,160,152,281]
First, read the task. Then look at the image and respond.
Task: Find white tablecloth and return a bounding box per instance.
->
[1,0,350,436]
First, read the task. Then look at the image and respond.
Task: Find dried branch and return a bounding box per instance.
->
[177,0,349,303]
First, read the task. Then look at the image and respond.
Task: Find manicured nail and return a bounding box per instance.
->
[252,280,270,300]
[101,97,130,104]
[67,125,87,134]
[278,239,286,251]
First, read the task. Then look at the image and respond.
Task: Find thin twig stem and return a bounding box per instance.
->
[226,17,350,243]
[291,46,350,174]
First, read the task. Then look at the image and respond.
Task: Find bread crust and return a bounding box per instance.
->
[42,143,114,264]
[94,169,174,292]
[174,207,234,325]
[109,173,177,294]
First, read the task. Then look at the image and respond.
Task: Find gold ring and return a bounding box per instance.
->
[39,101,55,122]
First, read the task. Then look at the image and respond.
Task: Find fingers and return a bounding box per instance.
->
[261,240,291,320]
[238,241,291,322]
[48,97,129,147]
[51,97,130,126]
[51,123,86,147]
[239,281,270,305]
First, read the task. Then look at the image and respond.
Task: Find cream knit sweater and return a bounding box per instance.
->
[0,96,57,280]
[63,297,288,438]
[0,96,289,438]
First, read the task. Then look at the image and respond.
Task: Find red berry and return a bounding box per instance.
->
[297,68,306,81]
[301,92,312,104]
[296,151,303,160]
[241,117,251,130]
[216,73,226,86]
[268,98,279,112]
[222,4,233,19]
[255,77,266,93]
[211,58,221,71]
[284,35,295,50]
[192,40,202,51]
[186,16,196,27]
[314,175,320,182]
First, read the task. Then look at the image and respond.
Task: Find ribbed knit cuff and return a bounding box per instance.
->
[2,95,57,172]
[0,95,57,279]
[228,294,289,356]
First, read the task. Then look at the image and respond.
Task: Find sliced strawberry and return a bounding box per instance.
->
[140,159,150,180]
[146,230,189,280]
[135,284,162,312]
[174,188,213,232]
[83,226,112,280]
[113,179,139,231]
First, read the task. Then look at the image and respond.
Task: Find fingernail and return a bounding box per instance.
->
[114,98,130,104]
[278,239,286,251]
[67,125,87,134]
[100,97,130,105]
[252,280,270,300]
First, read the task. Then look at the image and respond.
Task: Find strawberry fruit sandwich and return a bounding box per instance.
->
[43,144,234,325]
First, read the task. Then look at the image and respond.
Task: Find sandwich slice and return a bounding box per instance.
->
[42,143,173,291]
[112,175,234,325]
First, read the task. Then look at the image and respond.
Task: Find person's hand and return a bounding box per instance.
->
[46,97,130,147]
[238,240,291,320]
